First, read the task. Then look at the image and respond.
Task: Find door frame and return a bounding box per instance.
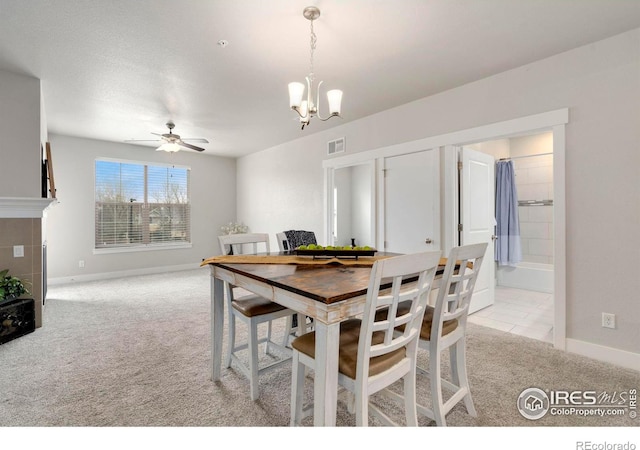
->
[323,108,568,349]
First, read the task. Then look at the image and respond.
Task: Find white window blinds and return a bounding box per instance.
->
[95,159,191,249]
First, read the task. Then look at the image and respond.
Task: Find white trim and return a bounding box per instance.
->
[0,197,56,218]
[323,109,569,168]
[93,242,192,255]
[47,262,201,286]
[566,338,640,372]
[552,124,567,350]
[374,157,384,251]
[323,166,331,245]
[96,156,191,171]
[441,146,458,255]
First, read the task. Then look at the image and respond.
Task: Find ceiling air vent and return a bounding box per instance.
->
[327,137,345,155]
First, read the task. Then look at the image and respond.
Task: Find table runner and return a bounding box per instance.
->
[201,254,451,268]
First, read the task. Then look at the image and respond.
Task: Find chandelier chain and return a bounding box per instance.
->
[309,19,316,82]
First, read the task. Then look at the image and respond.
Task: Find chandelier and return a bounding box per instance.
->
[288,6,343,130]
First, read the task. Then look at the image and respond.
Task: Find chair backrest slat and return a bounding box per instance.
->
[217,233,271,304]
[218,233,270,256]
[432,243,488,339]
[356,251,442,380]
[276,232,288,251]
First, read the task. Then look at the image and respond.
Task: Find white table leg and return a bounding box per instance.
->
[211,275,224,381]
[313,321,340,426]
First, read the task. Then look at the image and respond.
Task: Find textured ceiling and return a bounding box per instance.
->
[1,0,639,157]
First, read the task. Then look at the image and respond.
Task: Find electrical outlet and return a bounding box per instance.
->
[13,245,24,258]
[602,313,616,329]
[79,260,85,268]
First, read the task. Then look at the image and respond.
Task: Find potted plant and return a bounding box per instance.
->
[220,221,248,235]
[0,269,30,302]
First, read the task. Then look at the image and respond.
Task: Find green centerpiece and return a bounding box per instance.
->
[295,244,376,259]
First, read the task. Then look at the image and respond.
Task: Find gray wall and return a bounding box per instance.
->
[45,134,236,280]
[237,29,640,356]
[0,69,41,197]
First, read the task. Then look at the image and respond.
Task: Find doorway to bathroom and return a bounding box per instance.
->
[464,131,555,343]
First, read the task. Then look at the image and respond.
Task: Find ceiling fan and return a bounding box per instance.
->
[125,122,209,152]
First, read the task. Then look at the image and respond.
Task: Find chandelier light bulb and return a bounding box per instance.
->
[327,90,343,115]
[288,82,305,108]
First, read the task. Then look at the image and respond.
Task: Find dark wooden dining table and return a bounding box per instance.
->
[202,252,442,426]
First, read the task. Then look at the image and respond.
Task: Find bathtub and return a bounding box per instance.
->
[497,262,554,293]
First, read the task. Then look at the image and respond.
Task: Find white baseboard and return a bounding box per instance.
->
[566,338,640,372]
[47,263,202,286]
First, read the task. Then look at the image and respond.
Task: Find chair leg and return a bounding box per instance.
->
[451,340,477,416]
[265,320,274,356]
[283,315,294,347]
[248,318,260,401]
[346,391,356,414]
[290,351,305,426]
[354,388,369,426]
[404,367,419,426]
[430,348,446,426]
[225,312,236,368]
[449,344,460,386]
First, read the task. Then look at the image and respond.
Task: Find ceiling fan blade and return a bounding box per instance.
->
[178,141,205,152]
[125,139,162,143]
[181,138,209,144]
[151,132,164,137]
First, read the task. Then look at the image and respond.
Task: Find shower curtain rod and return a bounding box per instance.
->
[499,152,553,161]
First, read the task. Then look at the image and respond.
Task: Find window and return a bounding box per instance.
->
[95,159,191,250]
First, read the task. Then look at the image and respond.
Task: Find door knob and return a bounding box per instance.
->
[491,235,498,241]
[425,238,433,244]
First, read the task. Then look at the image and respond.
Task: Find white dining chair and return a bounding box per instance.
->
[290,251,442,426]
[380,242,488,426]
[277,230,314,340]
[276,232,290,252]
[278,230,317,251]
[218,233,296,401]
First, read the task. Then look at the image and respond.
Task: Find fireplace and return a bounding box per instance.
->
[0,197,55,329]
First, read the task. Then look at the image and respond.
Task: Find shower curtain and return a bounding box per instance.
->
[495,160,522,266]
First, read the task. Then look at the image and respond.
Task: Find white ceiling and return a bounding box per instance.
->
[1,0,640,158]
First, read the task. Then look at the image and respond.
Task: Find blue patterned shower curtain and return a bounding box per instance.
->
[495,160,522,266]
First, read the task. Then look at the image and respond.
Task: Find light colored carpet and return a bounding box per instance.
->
[1,268,638,429]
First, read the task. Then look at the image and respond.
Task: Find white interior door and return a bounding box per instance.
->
[460,147,495,314]
[383,150,439,254]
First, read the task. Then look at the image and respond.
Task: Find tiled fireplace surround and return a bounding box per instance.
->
[0,198,54,328]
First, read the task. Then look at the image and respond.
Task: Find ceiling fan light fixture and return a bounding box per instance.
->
[156,142,181,152]
[126,122,207,152]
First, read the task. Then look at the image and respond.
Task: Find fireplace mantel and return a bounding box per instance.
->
[0,197,56,218]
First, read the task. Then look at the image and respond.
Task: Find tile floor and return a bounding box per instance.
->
[468,286,554,343]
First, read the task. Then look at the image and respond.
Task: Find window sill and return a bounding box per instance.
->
[93,242,192,255]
